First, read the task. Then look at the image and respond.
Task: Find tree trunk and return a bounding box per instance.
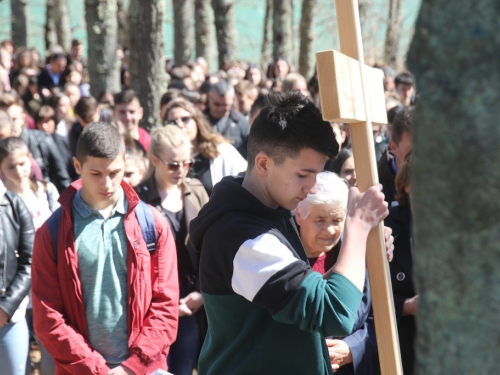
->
[298,0,317,78]
[261,0,272,68]
[128,0,167,131]
[54,0,73,52]
[84,0,120,97]
[211,0,237,71]
[272,0,293,60]
[194,0,211,61]
[173,0,193,65]
[407,1,500,374]
[116,0,129,49]
[45,0,58,52]
[11,0,28,47]
[384,0,403,69]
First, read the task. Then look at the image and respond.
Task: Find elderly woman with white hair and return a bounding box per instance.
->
[296,171,392,375]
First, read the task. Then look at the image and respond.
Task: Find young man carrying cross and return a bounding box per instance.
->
[189,93,392,374]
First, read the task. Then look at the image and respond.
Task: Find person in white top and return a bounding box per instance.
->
[163,98,247,196]
[0,137,59,230]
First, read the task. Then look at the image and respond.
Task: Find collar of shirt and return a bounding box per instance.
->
[73,187,128,219]
[46,65,61,86]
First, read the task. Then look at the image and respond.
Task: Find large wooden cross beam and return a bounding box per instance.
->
[316,1,403,374]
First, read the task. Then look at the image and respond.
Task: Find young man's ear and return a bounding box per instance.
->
[254,152,270,177]
[73,157,82,175]
[389,140,397,154]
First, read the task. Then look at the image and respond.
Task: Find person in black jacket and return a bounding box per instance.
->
[377,107,413,207]
[1,93,71,192]
[384,152,417,375]
[0,179,35,374]
[37,53,67,99]
[204,79,250,159]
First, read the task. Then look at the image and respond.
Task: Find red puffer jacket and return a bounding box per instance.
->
[32,180,179,375]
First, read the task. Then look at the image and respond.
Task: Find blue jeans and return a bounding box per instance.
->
[0,319,29,374]
[167,313,200,375]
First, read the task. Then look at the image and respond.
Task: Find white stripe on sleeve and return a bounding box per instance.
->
[232,233,299,302]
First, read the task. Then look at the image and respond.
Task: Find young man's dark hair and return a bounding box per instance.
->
[74,96,98,124]
[49,52,67,63]
[114,89,139,106]
[391,106,413,145]
[71,39,83,48]
[394,72,414,87]
[387,104,406,125]
[248,92,338,169]
[76,122,125,163]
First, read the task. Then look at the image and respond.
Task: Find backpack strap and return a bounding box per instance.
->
[47,206,63,262]
[134,201,157,252]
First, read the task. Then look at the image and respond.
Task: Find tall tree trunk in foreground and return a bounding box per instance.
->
[117,0,129,49]
[211,0,237,71]
[194,0,211,62]
[384,0,403,69]
[261,0,272,69]
[11,0,28,47]
[45,1,58,52]
[298,0,317,78]
[128,0,167,130]
[407,1,500,373]
[173,0,193,65]
[85,0,120,97]
[272,0,293,60]
[54,0,72,52]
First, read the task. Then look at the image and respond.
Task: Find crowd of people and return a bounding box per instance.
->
[0,36,416,375]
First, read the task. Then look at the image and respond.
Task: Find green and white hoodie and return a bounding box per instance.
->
[189,176,363,375]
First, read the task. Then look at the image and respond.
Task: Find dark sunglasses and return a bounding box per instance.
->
[155,156,194,172]
[165,116,192,126]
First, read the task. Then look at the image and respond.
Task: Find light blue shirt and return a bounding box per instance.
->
[73,187,130,367]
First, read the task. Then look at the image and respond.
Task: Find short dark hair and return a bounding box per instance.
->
[247,92,338,169]
[76,122,125,163]
[49,52,66,62]
[114,89,139,106]
[391,106,414,145]
[74,96,98,124]
[249,95,267,119]
[395,72,414,87]
[209,79,234,97]
[327,148,353,175]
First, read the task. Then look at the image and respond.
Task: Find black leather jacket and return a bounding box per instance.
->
[19,128,72,193]
[0,191,34,318]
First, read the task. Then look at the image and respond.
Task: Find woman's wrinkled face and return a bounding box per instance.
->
[296,202,346,258]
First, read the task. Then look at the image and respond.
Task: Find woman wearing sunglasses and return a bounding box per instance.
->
[135,125,209,375]
[163,97,247,196]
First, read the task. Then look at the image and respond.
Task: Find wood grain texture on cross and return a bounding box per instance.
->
[316,1,403,374]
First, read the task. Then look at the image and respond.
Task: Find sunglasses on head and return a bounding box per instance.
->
[155,156,194,172]
[165,116,192,126]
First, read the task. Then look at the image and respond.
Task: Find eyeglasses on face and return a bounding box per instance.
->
[165,115,192,126]
[154,155,194,172]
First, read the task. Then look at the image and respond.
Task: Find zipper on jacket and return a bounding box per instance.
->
[1,228,6,297]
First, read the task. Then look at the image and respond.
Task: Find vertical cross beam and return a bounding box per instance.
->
[316,1,403,374]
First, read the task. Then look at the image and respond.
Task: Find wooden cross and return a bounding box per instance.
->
[316,1,403,374]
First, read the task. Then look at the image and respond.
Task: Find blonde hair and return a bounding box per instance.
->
[144,125,192,180]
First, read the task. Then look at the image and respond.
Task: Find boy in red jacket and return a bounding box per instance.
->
[32,122,179,375]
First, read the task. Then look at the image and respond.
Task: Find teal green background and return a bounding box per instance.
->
[0,0,421,71]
